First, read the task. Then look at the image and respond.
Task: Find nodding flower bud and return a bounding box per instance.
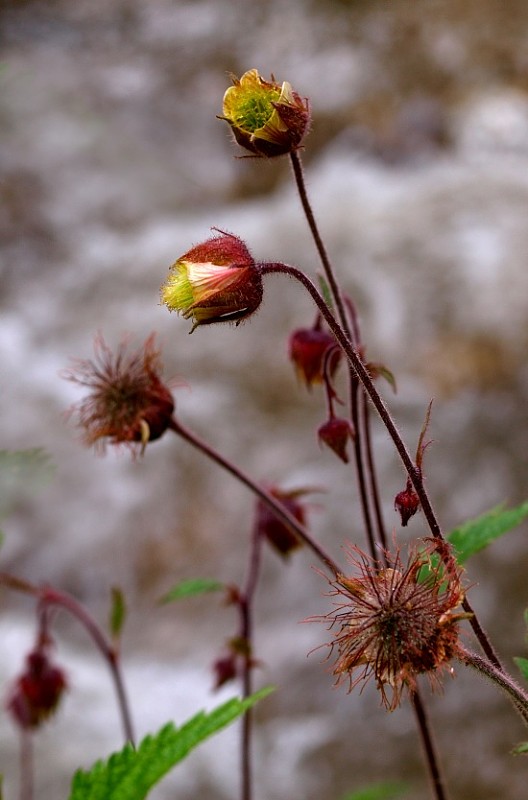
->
[394,479,420,527]
[7,649,67,730]
[161,231,263,331]
[220,68,310,158]
[289,327,339,389]
[256,487,309,557]
[318,417,355,464]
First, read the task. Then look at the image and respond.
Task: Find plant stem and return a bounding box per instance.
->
[410,689,449,800]
[168,418,340,576]
[458,646,528,726]
[38,587,135,745]
[19,729,34,800]
[239,526,264,800]
[259,261,500,667]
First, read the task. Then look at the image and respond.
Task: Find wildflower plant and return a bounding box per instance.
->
[2,66,528,800]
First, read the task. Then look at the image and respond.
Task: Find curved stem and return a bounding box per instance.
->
[410,689,449,800]
[39,587,135,745]
[458,646,528,726]
[168,418,340,576]
[259,261,500,667]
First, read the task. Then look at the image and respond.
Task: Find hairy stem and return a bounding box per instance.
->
[411,689,449,800]
[458,646,528,727]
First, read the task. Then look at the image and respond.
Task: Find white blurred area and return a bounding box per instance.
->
[1,1,528,798]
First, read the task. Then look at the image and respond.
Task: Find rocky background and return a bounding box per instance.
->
[1,1,528,798]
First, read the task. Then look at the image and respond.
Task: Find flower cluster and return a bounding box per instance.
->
[322,540,466,710]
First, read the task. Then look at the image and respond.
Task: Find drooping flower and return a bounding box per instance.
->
[318,417,355,464]
[289,326,340,389]
[394,478,421,526]
[161,231,263,331]
[256,486,312,557]
[64,333,175,455]
[320,540,466,710]
[7,648,67,730]
[220,68,310,158]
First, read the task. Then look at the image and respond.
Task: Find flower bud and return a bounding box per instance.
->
[289,327,339,389]
[220,68,310,158]
[256,487,308,557]
[161,232,263,331]
[318,417,355,464]
[7,649,67,730]
[394,480,420,527]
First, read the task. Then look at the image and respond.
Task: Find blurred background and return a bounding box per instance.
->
[1,0,528,797]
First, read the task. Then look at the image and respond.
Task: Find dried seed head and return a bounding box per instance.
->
[320,540,466,710]
[64,333,175,456]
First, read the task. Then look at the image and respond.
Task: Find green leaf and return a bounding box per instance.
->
[447,500,528,564]
[109,587,127,640]
[160,578,224,604]
[317,272,334,311]
[340,781,407,800]
[511,741,528,756]
[69,688,273,800]
[514,657,528,683]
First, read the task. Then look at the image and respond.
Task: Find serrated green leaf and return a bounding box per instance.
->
[340,781,407,800]
[160,578,224,604]
[69,687,273,800]
[447,500,528,564]
[512,741,528,755]
[514,657,528,683]
[109,587,126,640]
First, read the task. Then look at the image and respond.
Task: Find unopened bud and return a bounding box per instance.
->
[7,649,67,730]
[318,417,355,464]
[394,481,420,527]
[289,327,339,389]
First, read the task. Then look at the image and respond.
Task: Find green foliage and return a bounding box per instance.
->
[447,500,528,564]
[69,688,273,800]
[160,578,224,604]
[317,272,334,311]
[514,657,528,683]
[511,741,528,756]
[340,781,407,800]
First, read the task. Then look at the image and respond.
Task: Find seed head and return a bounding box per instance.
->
[64,333,175,455]
[321,540,466,710]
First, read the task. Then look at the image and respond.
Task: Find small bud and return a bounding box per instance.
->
[256,487,308,557]
[220,68,310,158]
[161,231,263,331]
[394,480,420,527]
[212,653,238,690]
[7,649,67,730]
[289,327,339,389]
[318,417,355,464]
[63,334,175,456]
